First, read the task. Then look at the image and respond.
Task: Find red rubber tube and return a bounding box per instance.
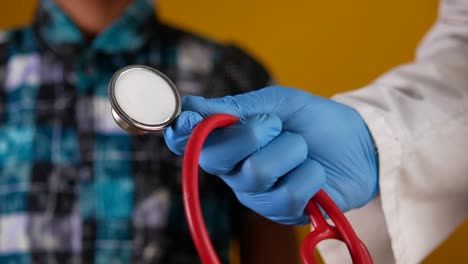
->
[182,114,239,264]
[182,113,373,264]
[301,191,373,264]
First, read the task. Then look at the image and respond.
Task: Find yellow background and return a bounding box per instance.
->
[1,0,467,262]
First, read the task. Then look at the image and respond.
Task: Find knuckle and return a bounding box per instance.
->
[240,158,273,192]
[242,117,279,148]
[283,132,308,158]
[273,185,307,218]
[199,154,226,176]
[243,124,261,147]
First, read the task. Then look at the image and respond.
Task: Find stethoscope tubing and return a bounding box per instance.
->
[181,113,373,264]
[182,114,239,264]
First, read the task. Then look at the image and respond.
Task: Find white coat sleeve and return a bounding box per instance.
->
[317,0,468,263]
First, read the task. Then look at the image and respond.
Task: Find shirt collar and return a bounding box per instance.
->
[34,0,158,54]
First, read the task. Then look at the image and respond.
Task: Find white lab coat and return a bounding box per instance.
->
[318,0,468,263]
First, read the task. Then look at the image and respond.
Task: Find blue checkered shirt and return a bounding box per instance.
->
[0,0,271,263]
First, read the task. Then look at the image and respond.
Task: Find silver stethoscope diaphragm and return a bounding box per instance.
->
[108,65,181,135]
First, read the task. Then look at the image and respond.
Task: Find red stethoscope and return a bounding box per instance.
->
[109,65,373,264]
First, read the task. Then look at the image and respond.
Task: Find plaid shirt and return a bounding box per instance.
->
[0,0,271,263]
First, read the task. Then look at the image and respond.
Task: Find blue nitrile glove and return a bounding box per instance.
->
[164,86,378,225]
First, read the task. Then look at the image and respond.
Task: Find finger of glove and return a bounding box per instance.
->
[199,114,282,175]
[164,111,204,155]
[219,132,308,193]
[236,158,326,225]
[182,87,280,119]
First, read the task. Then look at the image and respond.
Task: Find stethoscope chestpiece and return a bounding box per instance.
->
[108,65,181,135]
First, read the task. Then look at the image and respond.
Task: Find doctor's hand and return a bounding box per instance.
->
[164,86,379,225]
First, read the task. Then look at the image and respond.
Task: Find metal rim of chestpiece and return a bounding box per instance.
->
[108,65,181,135]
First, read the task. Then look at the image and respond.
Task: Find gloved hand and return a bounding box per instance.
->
[164,86,378,225]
